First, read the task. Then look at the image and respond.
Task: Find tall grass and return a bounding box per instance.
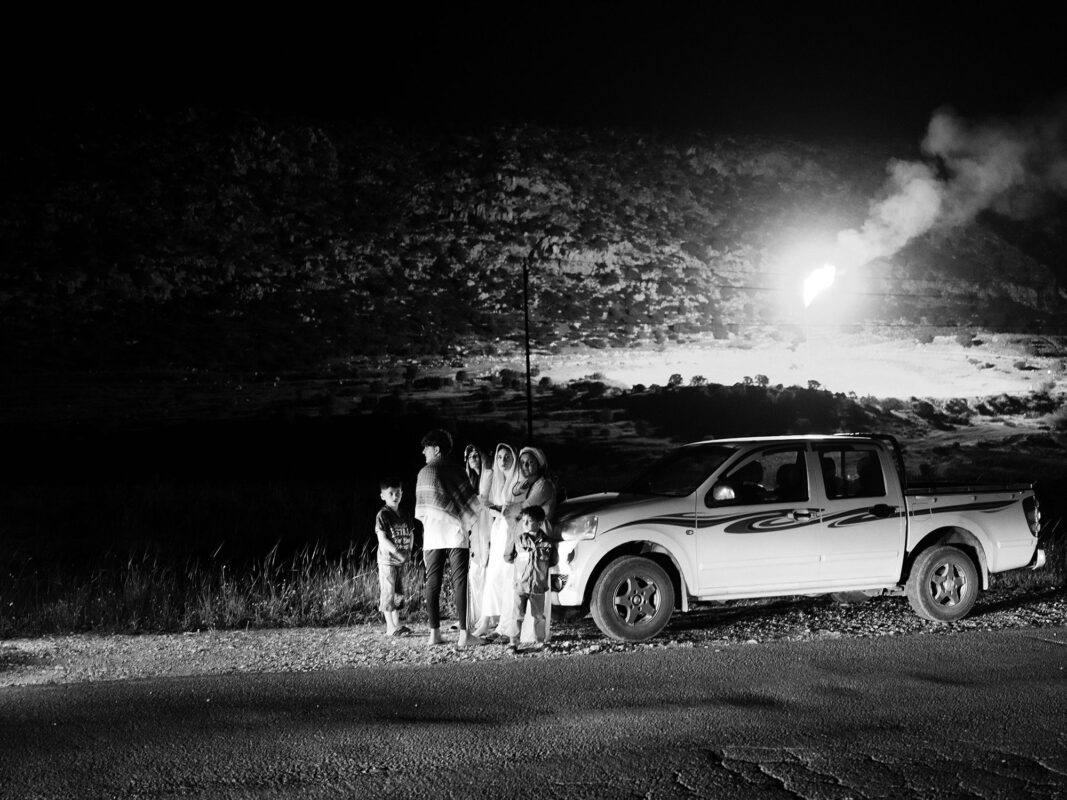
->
[0,543,442,638]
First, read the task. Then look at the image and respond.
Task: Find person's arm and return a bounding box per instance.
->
[525,478,557,519]
[375,517,400,561]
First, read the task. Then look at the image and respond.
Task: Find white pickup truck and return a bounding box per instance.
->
[552,434,1045,641]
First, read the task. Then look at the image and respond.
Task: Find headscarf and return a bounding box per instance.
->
[489,443,519,507]
[463,444,493,498]
[518,446,547,477]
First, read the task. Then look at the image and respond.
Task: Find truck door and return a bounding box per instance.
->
[814,443,905,586]
[696,444,823,594]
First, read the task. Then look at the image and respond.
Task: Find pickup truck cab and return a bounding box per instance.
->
[552,434,1044,641]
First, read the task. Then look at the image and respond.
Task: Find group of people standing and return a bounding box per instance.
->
[374,428,559,651]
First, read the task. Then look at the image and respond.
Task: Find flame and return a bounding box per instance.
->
[802,263,837,307]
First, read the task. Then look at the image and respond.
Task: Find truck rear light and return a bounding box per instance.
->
[1023,497,1040,537]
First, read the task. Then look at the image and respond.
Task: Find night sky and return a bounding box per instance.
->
[8,3,1065,137]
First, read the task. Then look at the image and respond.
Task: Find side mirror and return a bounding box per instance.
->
[711,483,736,503]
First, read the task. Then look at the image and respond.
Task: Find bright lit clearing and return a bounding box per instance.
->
[803,263,837,307]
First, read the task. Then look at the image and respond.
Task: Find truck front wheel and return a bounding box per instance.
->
[590,556,675,641]
[906,545,978,622]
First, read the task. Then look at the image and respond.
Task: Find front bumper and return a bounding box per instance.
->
[550,540,584,606]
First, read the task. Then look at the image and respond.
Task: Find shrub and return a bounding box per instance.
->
[1051,405,1067,432]
[912,400,938,420]
[0,542,425,636]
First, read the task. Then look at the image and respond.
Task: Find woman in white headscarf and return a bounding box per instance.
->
[463,444,494,629]
[471,443,519,639]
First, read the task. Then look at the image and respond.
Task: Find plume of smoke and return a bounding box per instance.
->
[835,97,1067,269]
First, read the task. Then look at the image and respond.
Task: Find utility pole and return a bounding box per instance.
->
[522,246,534,444]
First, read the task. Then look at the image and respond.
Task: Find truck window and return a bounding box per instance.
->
[706,447,808,506]
[816,447,886,499]
[621,444,735,497]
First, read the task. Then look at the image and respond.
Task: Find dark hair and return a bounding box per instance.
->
[379,476,402,491]
[520,504,546,523]
[420,428,453,454]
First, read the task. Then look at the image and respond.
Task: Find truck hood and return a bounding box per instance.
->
[557,491,669,522]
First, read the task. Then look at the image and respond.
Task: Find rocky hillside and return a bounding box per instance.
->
[3,109,1065,374]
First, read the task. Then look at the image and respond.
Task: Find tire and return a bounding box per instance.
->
[590,556,675,642]
[905,545,979,622]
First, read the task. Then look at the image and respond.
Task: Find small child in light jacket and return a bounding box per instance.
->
[504,504,558,650]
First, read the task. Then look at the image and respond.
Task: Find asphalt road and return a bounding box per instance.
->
[2,628,1065,800]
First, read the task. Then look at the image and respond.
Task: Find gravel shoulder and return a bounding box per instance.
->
[2,587,1064,688]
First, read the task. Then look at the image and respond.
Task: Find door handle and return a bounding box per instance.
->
[791,508,822,521]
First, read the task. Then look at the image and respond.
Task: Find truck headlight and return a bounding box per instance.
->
[560,514,598,540]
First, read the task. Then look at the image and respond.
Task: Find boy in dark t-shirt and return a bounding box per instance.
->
[375,477,415,636]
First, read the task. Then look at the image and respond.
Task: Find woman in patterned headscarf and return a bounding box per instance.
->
[471,443,520,639]
[463,444,494,629]
[500,445,558,642]
[510,446,557,529]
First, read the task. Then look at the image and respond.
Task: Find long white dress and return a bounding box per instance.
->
[479,444,519,631]
[466,497,493,627]
[463,447,494,629]
[482,508,516,619]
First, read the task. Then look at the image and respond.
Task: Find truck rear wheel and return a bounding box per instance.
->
[905,545,978,622]
[590,556,674,641]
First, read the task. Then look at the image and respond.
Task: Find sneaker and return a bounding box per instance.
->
[427,629,444,647]
[508,637,520,652]
[396,626,412,636]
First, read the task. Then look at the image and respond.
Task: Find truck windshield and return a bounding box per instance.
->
[620,444,736,497]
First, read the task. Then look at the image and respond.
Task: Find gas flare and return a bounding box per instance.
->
[803,263,836,307]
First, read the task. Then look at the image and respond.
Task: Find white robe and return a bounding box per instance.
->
[481,510,516,626]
